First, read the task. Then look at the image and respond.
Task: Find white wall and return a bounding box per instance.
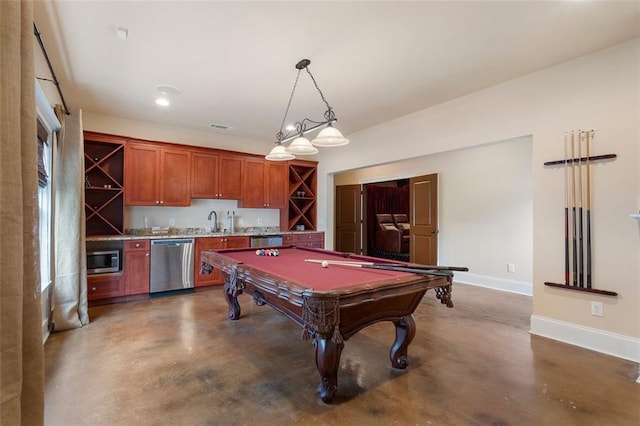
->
[335,136,533,295]
[318,38,639,361]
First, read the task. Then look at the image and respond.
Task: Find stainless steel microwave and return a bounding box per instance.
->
[87,250,120,274]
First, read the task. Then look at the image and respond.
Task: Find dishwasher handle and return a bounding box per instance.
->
[151,239,194,246]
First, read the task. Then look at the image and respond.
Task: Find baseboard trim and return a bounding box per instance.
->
[530,314,640,364]
[453,272,532,296]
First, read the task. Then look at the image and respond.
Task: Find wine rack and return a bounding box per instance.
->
[287,160,317,231]
[84,132,125,235]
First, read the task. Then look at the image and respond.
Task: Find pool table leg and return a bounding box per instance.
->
[390,315,416,369]
[314,337,344,403]
[223,282,241,320]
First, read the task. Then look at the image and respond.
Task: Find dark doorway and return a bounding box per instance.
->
[364,180,410,261]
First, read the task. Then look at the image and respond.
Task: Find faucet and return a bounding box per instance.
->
[207,210,218,232]
[227,211,235,234]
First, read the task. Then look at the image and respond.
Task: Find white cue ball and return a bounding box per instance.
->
[321,260,329,268]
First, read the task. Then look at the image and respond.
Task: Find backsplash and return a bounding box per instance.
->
[124,198,280,231]
[125,226,281,236]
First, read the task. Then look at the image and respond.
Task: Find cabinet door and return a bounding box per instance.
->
[88,273,124,300]
[195,238,225,286]
[266,162,288,208]
[225,236,250,249]
[242,158,266,208]
[191,152,220,199]
[218,155,243,199]
[160,148,191,206]
[124,244,150,296]
[125,143,160,206]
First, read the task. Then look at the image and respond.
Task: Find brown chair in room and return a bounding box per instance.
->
[375,214,404,253]
[392,213,411,253]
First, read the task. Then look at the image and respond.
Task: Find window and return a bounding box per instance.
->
[37,122,53,290]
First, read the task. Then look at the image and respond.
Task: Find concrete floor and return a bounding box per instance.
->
[44,284,639,425]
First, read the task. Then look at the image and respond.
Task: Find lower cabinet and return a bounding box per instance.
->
[87,239,149,302]
[88,273,124,301]
[195,236,250,287]
[283,232,324,248]
[124,240,150,295]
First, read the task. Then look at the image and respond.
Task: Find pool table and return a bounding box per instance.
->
[201,245,454,403]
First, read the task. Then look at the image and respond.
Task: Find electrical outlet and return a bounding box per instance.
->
[591,301,603,317]
[169,218,175,226]
[239,218,244,226]
[257,218,263,226]
[507,263,516,273]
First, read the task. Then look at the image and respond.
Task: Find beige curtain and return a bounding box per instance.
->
[0,0,46,424]
[52,106,88,331]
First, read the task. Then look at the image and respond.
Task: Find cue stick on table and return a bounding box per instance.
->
[304,259,464,277]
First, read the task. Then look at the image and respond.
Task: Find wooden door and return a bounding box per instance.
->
[410,174,438,265]
[159,148,191,206]
[125,142,160,206]
[335,184,362,253]
[218,155,244,199]
[191,152,220,198]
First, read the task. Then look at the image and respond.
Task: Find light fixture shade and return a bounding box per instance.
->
[287,136,319,155]
[265,144,295,161]
[311,125,349,147]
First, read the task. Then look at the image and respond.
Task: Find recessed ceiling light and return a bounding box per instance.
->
[156,85,181,96]
[155,98,170,107]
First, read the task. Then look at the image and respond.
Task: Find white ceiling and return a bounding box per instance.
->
[33,1,640,145]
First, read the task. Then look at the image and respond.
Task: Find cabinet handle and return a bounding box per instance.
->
[160,200,164,204]
[145,253,149,256]
[91,287,96,292]
[156,200,160,204]
[135,243,140,247]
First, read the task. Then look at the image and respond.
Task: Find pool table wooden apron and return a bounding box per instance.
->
[201,246,453,403]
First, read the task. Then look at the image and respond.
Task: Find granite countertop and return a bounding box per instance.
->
[86,227,321,242]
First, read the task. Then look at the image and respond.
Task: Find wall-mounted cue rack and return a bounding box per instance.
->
[543,130,618,297]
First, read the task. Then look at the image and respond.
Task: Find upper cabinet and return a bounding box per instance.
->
[125,141,191,206]
[84,132,125,235]
[191,151,243,200]
[241,158,287,209]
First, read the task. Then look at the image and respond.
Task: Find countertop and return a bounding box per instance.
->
[86,228,322,242]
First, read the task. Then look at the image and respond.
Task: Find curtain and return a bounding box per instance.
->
[0,0,46,424]
[365,185,410,250]
[52,106,89,331]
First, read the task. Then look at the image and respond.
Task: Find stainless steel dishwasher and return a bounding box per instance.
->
[150,239,195,293]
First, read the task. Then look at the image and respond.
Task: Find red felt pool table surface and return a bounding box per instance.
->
[224,246,413,292]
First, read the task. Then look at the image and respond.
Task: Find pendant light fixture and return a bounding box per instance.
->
[266,59,349,161]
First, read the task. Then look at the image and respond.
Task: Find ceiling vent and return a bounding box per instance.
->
[209,123,232,131]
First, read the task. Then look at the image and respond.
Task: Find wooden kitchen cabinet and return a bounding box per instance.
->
[283,232,324,248]
[123,240,150,296]
[125,141,191,206]
[87,273,124,301]
[195,236,250,287]
[191,151,243,200]
[242,158,287,209]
